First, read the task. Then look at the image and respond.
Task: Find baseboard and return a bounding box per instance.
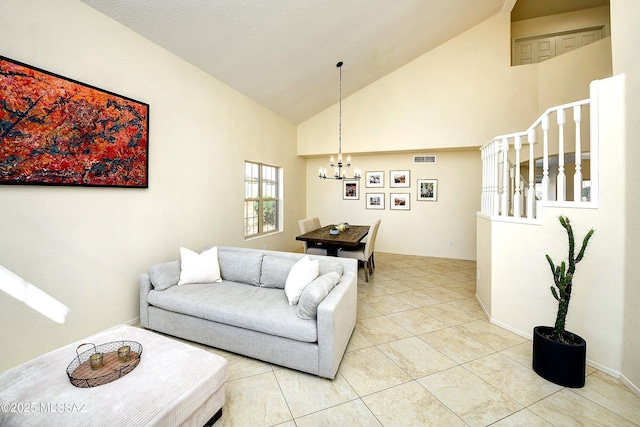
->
[474,293,491,321]
[474,293,534,342]
[621,374,640,397]
[488,317,532,340]
[126,317,141,327]
[478,307,633,384]
[584,359,620,378]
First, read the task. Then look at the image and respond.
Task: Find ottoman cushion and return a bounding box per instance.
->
[0,324,228,426]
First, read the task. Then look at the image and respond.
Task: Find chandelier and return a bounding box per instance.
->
[318,61,361,180]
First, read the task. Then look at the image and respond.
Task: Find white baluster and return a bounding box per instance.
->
[492,140,500,216]
[485,144,491,213]
[513,135,522,218]
[527,128,535,219]
[500,138,509,216]
[541,114,550,202]
[485,146,490,213]
[557,109,566,201]
[573,105,583,201]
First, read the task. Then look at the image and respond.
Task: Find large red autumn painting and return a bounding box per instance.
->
[0,56,148,187]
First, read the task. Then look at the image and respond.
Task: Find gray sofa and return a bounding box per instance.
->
[140,247,358,379]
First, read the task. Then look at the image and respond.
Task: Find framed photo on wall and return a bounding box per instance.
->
[343,180,359,200]
[390,193,410,210]
[417,179,438,201]
[390,170,410,188]
[365,171,384,188]
[366,193,385,209]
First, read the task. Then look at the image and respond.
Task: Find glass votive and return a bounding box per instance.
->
[118,345,131,363]
[89,353,103,370]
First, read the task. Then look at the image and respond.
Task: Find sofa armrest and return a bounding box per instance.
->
[316,258,358,379]
[139,272,153,328]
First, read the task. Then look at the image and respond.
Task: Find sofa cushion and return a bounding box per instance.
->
[296,271,342,320]
[148,260,181,291]
[284,256,319,306]
[178,247,222,285]
[218,248,263,286]
[260,256,296,289]
[147,281,317,342]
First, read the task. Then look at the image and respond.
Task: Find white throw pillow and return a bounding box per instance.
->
[177,246,222,285]
[284,256,319,305]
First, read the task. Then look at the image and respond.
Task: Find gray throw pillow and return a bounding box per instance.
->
[260,256,296,289]
[318,260,344,276]
[218,249,263,286]
[296,271,342,320]
[148,260,181,291]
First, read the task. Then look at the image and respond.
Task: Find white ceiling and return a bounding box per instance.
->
[79,0,605,124]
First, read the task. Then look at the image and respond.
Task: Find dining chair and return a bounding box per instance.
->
[337,219,381,282]
[298,217,328,256]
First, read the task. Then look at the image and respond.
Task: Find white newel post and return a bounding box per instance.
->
[541,114,550,203]
[513,135,522,218]
[500,138,509,217]
[556,109,566,202]
[481,146,485,213]
[573,105,583,201]
[527,128,535,219]
[589,80,599,204]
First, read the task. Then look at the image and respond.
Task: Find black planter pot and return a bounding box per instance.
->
[532,326,586,388]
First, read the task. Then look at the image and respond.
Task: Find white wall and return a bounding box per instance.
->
[611,0,640,394]
[305,150,481,260]
[475,217,492,315]
[298,13,539,157]
[538,37,612,111]
[298,13,536,261]
[0,0,304,371]
[299,11,610,261]
[479,75,626,376]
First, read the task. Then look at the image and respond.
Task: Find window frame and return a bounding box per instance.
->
[244,160,281,239]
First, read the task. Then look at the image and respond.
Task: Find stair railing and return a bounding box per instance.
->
[480,81,599,221]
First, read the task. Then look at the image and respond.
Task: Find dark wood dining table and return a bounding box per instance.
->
[296,224,369,256]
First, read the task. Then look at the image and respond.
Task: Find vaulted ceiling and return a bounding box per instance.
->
[80,0,608,124]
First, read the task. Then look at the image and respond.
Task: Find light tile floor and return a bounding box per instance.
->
[175,252,640,426]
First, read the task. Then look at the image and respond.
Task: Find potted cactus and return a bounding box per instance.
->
[532,215,594,388]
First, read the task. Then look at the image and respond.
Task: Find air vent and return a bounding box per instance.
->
[413,155,437,164]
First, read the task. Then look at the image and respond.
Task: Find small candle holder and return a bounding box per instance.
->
[117,345,131,363]
[89,353,103,370]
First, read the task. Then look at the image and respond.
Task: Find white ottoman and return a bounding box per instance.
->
[0,324,228,426]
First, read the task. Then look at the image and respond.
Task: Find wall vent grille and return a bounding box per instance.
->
[413,155,437,164]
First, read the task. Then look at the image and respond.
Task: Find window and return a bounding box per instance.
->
[244,161,280,238]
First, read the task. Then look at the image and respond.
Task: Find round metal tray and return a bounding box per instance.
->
[66,340,143,388]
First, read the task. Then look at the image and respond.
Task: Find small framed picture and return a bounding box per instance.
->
[390,170,410,188]
[365,171,384,188]
[366,193,385,210]
[343,180,359,200]
[417,179,438,201]
[390,193,410,210]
